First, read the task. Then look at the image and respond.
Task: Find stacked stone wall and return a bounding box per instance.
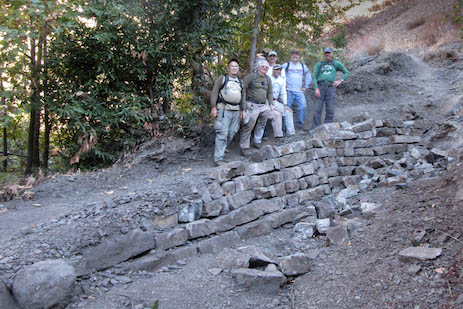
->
[153,119,430,254]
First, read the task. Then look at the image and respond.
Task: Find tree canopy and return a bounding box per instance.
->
[0,0,358,174]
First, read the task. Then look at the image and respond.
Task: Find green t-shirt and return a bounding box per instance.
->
[312,60,350,89]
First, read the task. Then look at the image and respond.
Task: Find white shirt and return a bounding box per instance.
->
[269,74,287,106]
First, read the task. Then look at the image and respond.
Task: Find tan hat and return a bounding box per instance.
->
[273,64,283,70]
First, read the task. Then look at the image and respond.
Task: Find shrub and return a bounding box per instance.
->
[406,17,426,30]
[345,16,370,35]
[330,27,348,49]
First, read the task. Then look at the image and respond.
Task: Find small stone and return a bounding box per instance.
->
[407,265,421,275]
[208,268,222,276]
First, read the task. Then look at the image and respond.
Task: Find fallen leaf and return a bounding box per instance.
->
[120,186,128,190]
[181,168,192,172]
[0,208,8,213]
[32,204,41,207]
[435,267,445,274]
[105,191,114,195]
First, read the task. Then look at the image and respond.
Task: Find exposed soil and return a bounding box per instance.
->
[1,4,463,308]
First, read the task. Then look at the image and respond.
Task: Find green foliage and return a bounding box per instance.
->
[152,299,159,309]
[330,27,347,49]
[0,172,20,186]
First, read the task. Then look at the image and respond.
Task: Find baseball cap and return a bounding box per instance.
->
[324,48,333,53]
[273,64,282,70]
[291,49,301,55]
[268,51,277,57]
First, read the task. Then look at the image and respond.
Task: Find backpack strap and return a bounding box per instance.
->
[218,74,229,103]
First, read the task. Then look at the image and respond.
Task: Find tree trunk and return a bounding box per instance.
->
[0,75,6,172]
[2,127,6,172]
[248,0,263,72]
[26,38,38,174]
[43,36,50,169]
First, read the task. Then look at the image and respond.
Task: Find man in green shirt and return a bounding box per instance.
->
[311,48,350,128]
[239,59,277,156]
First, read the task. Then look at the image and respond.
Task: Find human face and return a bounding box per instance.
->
[272,68,281,78]
[228,61,239,77]
[291,53,300,63]
[324,52,333,61]
[257,63,269,76]
[267,54,277,65]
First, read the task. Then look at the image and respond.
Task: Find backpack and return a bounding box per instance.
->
[286,61,306,76]
[246,72,270,100]
[218,74,243,104]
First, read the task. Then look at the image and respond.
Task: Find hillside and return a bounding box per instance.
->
[0,1,463,309]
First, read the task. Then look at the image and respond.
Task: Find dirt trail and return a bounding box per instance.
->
[1,49,463,309]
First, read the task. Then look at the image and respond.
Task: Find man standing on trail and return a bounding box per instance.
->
[210,59,246,166]
[240,59,281,156]
[269,64,295,137]
[282,49,312,129]
[266,50,285,78]
[311,48,350,128]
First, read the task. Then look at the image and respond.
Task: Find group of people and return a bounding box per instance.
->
[210,48,350,166]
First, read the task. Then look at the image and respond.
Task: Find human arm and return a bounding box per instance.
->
[266,76,273,104]
[335,60,350,81]
[303,64,312,90]
[280,78,287,106]
[312,62,320,89]
[210,76,224,118]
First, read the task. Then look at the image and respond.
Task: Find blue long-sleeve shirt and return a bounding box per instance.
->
[282,61,311,93]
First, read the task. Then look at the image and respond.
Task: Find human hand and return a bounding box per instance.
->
[284,105,293,113]
[210,107,218,118]
[301,87,307,92]
[315,88,321,99]
[240,110,246,120]
[333,80,343,87]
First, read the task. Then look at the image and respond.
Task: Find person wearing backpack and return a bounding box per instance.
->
[282,49,312,129]
[210,59,246,166]
[239,59,280,156]
[311,48,350,128]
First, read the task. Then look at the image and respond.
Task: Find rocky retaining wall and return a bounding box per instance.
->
[73,119,448,275]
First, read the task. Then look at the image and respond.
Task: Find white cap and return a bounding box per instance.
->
[268,51,277,57]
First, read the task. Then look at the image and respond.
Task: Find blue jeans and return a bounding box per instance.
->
[287,90,307,128]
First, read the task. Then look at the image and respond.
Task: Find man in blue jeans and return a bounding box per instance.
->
[282,49,312,129]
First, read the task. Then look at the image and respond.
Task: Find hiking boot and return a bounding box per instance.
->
[215,160,225,166]
[240,148,252,157]
[254,143,263,149]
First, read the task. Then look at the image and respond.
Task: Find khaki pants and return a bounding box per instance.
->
[240,102,282,149]
[214,109,240,162]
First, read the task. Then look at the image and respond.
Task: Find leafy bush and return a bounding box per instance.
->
[330,27,348,49]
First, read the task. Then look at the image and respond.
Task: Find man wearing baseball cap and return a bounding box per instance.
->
[282,49,312,129]
[311,47,350,128]
[266,51,285,78]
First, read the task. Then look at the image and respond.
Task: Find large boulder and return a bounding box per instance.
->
[0,280,21,309]
[12,260,76,309]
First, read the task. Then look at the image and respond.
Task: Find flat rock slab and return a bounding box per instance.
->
[399,247,443,262]
[83,229,155,271]
[230,268,286,293]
